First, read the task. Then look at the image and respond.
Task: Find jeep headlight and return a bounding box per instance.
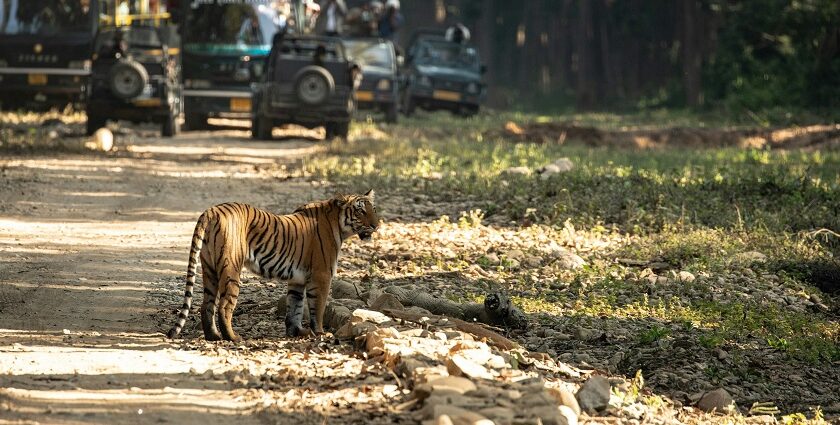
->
[466,82,479,94]
[376,79,391,91]
[418,75,432,87]
[69,60,91,71]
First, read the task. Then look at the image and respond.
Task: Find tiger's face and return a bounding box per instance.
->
[340,189,379,241]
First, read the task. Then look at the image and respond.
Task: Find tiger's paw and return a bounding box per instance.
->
[285,325,313,338]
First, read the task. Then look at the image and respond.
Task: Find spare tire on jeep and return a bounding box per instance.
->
[294,66,335,105]
[108,59,149,100]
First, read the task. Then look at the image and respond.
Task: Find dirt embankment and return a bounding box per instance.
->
[495,121,840,150]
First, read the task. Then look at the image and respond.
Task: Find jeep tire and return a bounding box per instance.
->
[252,114,272,140]
[184,112,209,131]
[86,111,106,136]
[325,121,350,140]
[385,102,398,123]
[108,59,148,100]
[294,66,335,105]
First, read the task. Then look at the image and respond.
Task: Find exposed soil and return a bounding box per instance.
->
[0,126,408,424]
[495,121,840,150]
[1,116,837,424]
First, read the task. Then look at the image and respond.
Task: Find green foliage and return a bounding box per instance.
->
[638,325,671,344]
[703,0,840,111]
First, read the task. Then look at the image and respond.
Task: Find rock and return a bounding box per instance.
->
[404,306,434,317]
[505,249,525,261]
[351,309,392,325]
[696,388,736,414]
[732,251,767,265]
[365,327,401,356]
[431,406,493,425]
[502,166,531,176]
[575,376,610,414]
[558,405,577,425]
[87,128,114,152]
[370,293,404,311]
[525,256,542,268]
[483,253,500,265]
[538,158,574,179]
[331,280,362,299]
[547,388,581,415]
[447,353,496,380]
[573,327,602,341]
[478,407,514,423]
[713,348,729,361]
[434,414,454,425]
[555,252,586,270]
[677,271,696,283]
[520,391,556,407]
[529,405,569,425]
[426,376,478,395]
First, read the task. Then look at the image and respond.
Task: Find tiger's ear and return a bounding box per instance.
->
[364,189,375,202]
[331,194,350,208]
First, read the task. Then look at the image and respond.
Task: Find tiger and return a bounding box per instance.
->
[166,190,379,342]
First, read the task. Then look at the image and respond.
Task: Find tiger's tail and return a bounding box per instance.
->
[167,211,210,339]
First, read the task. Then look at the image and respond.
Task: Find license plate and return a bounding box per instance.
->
[133,98,162,107]
[28,74,47,85]
[230,97,251,112]
[433,90,461,101]
[355,90,374,101]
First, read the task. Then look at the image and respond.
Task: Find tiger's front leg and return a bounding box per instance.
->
[307,273,332,335]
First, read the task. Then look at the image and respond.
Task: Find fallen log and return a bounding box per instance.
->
[381,308,519,351]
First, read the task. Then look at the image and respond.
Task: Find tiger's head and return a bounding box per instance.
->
[335,189,379,241]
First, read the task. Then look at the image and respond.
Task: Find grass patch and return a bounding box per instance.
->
[314,111,839,367]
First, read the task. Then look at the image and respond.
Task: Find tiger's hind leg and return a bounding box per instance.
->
[200,265,223,341]
[217,270,243,343]
[285,285,311,337]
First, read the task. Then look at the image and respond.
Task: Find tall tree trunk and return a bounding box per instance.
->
[574,0,597,109]
[681,0,703,107]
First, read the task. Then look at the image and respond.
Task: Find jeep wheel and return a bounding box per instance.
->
[86,112,106,136]
[161,107,179,137]
[385,102,398,123]
[184,112,209,131]
[294,66,335,106]
[252,114,272,140]
[402,95,415,117]
[109,59,148,100]
[325,121,350,140]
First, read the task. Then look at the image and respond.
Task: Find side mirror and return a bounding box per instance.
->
[480,64,487,75]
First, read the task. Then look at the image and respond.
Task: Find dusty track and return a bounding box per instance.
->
[0,129,391,424]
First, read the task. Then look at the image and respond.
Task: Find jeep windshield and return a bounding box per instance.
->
[343,39,394,73]
[414,40,480,74]
[1,0,94,35]
[95,27,162,52]
[183,2,279,55]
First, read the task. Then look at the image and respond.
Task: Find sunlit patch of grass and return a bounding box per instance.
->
[312,112,840,366]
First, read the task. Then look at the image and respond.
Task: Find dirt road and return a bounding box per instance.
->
[0,129,400,424]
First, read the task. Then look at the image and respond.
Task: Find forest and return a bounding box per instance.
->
[400,0,840,114]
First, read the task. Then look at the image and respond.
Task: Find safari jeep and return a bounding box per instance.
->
[86,25,181,137]
[251,35,358,140]
[401,30,486,117]
[343,37,399,123]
